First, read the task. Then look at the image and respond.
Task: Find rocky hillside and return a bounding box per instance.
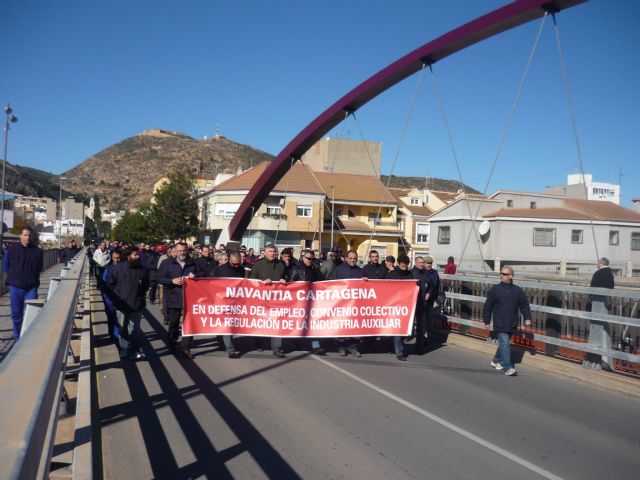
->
[62,130,275,210]
[381,174,480,194]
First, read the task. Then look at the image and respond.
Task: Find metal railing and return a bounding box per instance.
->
[0,249,87,479]
[439,272,640,373]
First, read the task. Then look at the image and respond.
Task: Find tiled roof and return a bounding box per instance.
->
[336,217,401,235]
[430,190,458,203]
[313,171,396,204]
[214,161,324,194]
[484,200,640,222]
[388,188,433,216]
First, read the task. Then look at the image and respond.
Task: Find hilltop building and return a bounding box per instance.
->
[545,173,620,205]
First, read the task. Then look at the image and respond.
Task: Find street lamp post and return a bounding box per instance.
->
[1,104,18,291]
[58,177,67,248]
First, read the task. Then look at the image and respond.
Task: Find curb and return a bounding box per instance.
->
[445,332,640,399]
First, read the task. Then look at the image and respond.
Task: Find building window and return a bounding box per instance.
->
[438,226,451,244]
[571,229,583,244]
[410,197,420,205]
[368,212,381,225]
[266,205,282,215]
[296,205,312,217]
[631,232,640,250]
[533,228,555,246]
[215,203,240,218]
[609,230,619,246]
[416,223,429,244]
[507,200,513,208]
[530,201,537,209]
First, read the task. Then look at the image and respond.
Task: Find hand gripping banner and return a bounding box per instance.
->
[183,278,419,338]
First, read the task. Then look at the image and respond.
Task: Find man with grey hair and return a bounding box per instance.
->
[483,265,531,376]
[585,257,615,370]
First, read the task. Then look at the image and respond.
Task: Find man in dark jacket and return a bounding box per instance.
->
[386,254,415,361]
[330,250,364,356]
[146,246,160,304]
[585,257,615,370]
[289,249,326,355]
[108,248,149,360]
[158,242,197,359]
[320,246,342,279]
[3,226,43,341]
[249,244,287,356]
[195,245,216,278]
[101,249,122,343]
[60,240,76,266]
[213,251,243,358]
[362,250,387,279]
[412,256,438,353]
[483,266,531,376]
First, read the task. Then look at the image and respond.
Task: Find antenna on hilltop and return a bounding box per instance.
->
[214,121,221,139]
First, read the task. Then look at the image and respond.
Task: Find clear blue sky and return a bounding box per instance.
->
[2,0,638,205]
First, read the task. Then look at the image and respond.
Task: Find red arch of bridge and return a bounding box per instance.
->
[227,0,586,242]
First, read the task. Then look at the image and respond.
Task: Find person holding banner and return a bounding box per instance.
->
[249,244,287,357]
[330,250,364,357]
[386,254,413,361]
[362,250,387,279]
[289,249,326,356]
[159,242,197,359]
[213,252,242,358]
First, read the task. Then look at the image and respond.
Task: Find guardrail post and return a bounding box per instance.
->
[624,262,633,278]
[22,299,47,335]
[582,299,612,370]
[60,267,70,279]
[47,278,62,301]
[559,260,567,276]
[494,257,501,272]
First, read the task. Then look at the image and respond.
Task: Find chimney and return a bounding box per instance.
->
[632,198,640,213]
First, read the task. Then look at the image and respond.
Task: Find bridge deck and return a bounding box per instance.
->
[91,284,640,480]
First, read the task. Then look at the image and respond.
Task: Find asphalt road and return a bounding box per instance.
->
[95,301,640,480]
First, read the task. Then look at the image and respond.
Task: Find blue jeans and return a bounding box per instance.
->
[116,310,143,355]
[492,332,513,370]
[9,285,38,340]
[393,336,405,356]
[222,335,236,352]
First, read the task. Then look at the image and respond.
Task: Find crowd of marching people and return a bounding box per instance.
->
[89,239,452,363]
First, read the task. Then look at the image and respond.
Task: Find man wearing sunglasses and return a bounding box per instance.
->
[483,266,531,376]
[289,250,326,355]
[212,252,243,358]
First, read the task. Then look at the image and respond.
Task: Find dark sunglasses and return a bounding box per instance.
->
[500,272,511,276]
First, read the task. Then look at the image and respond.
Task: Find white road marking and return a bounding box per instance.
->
[312,355,563,480]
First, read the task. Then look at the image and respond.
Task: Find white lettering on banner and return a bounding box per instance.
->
[310,319,360,330]
[359,306,408,317]
[226,287,293,301]
[296,288,377,301]
[360,318,401,329]
[310,306,359,318]
[223,317,281,329]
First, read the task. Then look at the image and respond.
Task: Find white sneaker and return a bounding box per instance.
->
[490,361,503,371]
[504,368,517,376]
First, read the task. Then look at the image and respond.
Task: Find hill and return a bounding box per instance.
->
[381,175,480,194]
[62,130,275,210]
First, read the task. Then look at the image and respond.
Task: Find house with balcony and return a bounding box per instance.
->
[388,188,434,259]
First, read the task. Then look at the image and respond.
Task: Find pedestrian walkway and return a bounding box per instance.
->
[0,262,64,362]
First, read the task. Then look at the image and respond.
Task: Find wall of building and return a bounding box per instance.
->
[302,137,382,177]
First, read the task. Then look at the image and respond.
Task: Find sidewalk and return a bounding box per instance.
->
[0,263,65,363]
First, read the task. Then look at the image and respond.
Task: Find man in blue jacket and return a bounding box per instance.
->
[483,266,531,376]
[3,226,43,341]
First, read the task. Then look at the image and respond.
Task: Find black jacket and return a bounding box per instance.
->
[482,282,531,334]
[249,258,285,281]
[158,257,197,310]
[4,243,43,290]
[147,251,161,280]
[412,267,440,303]
[288,263,324,282]
[214,262,245,279]
[590,266,614,305]
[60,247,76,265]
[195,256,217,277]
[108,260,149,312]
[386,267,414,281]
[362,262,387,279]
[330,263,363,280]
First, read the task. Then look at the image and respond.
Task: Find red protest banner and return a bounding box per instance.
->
[183,278,418,338]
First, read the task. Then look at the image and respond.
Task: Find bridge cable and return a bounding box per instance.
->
[351,66,425,258]
[429,64,487,271]
[456,12,549,272]
[552,13,599,261]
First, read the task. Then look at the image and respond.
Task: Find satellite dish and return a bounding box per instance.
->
[478,220,491,236]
